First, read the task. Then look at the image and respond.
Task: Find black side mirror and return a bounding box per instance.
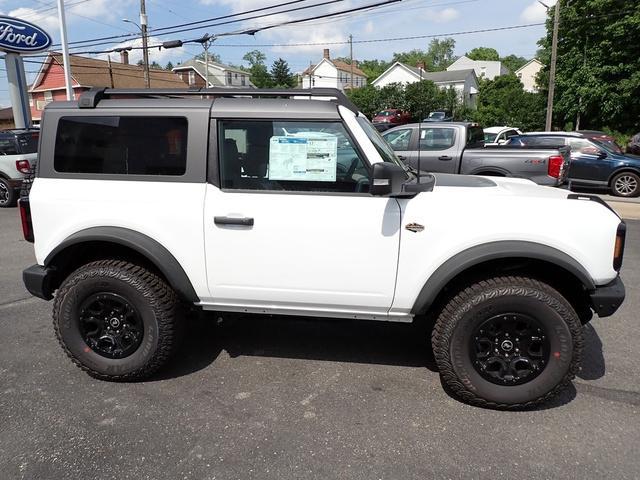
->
[370,162,406,196]
[597,151,607,159]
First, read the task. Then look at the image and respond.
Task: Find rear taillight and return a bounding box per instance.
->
[613,222,626,271]
[548,155,564,178]
[16,160,30,174]
[18,198,34,243]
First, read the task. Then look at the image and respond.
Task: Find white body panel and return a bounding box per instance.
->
[390,177,620,315]
[29,178,210,299]
[202,185,403,318]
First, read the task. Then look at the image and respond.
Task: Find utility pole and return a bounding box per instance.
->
[107,55,114,88]
[57,0,74,100]
[545,0,560,131]
[349,34,354,89]
[140,0,150,88]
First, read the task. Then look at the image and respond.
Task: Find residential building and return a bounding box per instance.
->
[28,51,187,124]
[301,49,367,91]
[515,58,544,92]
[0,107,14,129]
[446,55,508,80]
[371,62,479,108]
[172,58,254,88]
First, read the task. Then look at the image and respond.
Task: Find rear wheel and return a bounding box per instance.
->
[53,260,180,381]
[611,171,640,197]
[0,178,17,207]
[432,276,583,409]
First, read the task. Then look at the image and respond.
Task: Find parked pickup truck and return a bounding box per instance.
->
[382,122,570,186]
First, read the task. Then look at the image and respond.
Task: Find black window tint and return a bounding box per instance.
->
[466,126,485,146]
[54,116,187,175]
[0,137,19,155]
[17,132,39,154]
[218,120,370,193]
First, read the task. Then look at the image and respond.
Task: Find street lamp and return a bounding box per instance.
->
[123,16,150,88]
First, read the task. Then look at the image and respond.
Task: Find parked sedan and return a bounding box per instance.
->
[507,133,640,197]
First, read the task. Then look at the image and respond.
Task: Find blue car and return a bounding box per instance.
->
[507,132,640,197]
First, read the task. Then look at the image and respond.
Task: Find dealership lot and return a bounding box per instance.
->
[1,207,639,480]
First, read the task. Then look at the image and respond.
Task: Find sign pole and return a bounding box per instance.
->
[4,53,31,128]
[56,0,74,100]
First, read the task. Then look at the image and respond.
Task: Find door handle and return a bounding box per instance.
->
[397,155,407,161]
[214,216,254,226]
[438,156,452,161]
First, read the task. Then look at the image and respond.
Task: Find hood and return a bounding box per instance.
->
[431,173,569,200]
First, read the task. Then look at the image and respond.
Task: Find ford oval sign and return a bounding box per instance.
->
[0,16,52,53]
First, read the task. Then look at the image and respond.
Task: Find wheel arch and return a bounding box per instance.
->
[471,167,509,177]
[607,167,640,186]
[412,241,596,322]
[44,226,199,303]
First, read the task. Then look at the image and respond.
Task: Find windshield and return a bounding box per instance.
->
[356,116,409,174]
[428,112,445,120]
[376,110,395,117]
[592,138,618,155]
[484,132,497,142]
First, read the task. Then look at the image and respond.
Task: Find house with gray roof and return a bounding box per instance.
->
[172,58,254,88]
[371,62,478,108]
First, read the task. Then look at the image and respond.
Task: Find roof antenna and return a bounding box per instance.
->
[417,64,423,183]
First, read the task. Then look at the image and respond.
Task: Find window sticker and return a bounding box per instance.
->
[268,134,337,182]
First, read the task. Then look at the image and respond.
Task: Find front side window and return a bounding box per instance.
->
[54,116,188,175]
[420,127,456,150]
[383,128,412,151]
[218,120,370,193]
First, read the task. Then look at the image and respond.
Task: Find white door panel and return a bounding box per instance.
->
[204,185,401,314]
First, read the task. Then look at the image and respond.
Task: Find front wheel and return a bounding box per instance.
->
[432,276,583,409]
[611,171,640,197]
[53,260,180,381]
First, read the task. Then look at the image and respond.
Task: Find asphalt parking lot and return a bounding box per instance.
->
[1,206,639,480]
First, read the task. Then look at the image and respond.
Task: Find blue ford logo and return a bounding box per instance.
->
[0,16,52,53]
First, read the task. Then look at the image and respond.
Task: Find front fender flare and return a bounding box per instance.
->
[411,241,595,315]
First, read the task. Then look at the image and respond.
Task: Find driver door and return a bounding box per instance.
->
[203,118,402,317]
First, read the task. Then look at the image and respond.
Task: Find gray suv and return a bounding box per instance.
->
[0,128,39,207]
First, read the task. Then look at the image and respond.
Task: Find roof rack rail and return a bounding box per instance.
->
[77,87,360,114]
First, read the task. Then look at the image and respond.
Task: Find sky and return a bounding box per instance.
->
[0,0,556,107]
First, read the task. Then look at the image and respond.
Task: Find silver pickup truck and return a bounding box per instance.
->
[382,122,570,186]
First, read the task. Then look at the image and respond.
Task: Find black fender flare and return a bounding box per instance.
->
[411,240,595,315]
[45,226,199,303]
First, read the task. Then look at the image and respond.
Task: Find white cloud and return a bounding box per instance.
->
[425,7,460,23]
[363,20,374,34]
[6,7,60,33]
[520,0,556,22]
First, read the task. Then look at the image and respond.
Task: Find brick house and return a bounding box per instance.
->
[28,52,187,124]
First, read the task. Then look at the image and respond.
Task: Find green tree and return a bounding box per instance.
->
[270,58,295,87]
[404,80,441,121]
[194,51,222,63]
[537,0,640,132]
[242,50,272,88]
[165,61,174,71]
[466,47,500,61]
[473,75,545,131]
[393,38,456,71]
[346,85,380,118]
[500,54,528,74]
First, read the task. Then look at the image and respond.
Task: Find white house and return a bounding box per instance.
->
[371,62,479,108]
[301,49,367,91]
[173,58,254,88]
[446,55,508,80]
[515,59,544,92]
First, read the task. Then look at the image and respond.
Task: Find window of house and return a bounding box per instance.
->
[218,120,370,193]
[241,75,246,86]
[188,71,195,85]
[44,91,53,103]
[28,94,34,107]
[226,72,232,84]
[54,116,188,176]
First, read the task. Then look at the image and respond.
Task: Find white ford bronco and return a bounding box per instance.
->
[20,88,626,409]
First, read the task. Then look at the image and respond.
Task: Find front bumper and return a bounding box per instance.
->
[590,276,625,318]
[23,264,54,300]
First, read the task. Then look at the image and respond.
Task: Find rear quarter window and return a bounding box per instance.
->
[54,116,188,176]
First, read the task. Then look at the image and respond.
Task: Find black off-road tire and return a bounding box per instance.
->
[0,178,17,207]
[432,276,583,409]
[53,260,180,381]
